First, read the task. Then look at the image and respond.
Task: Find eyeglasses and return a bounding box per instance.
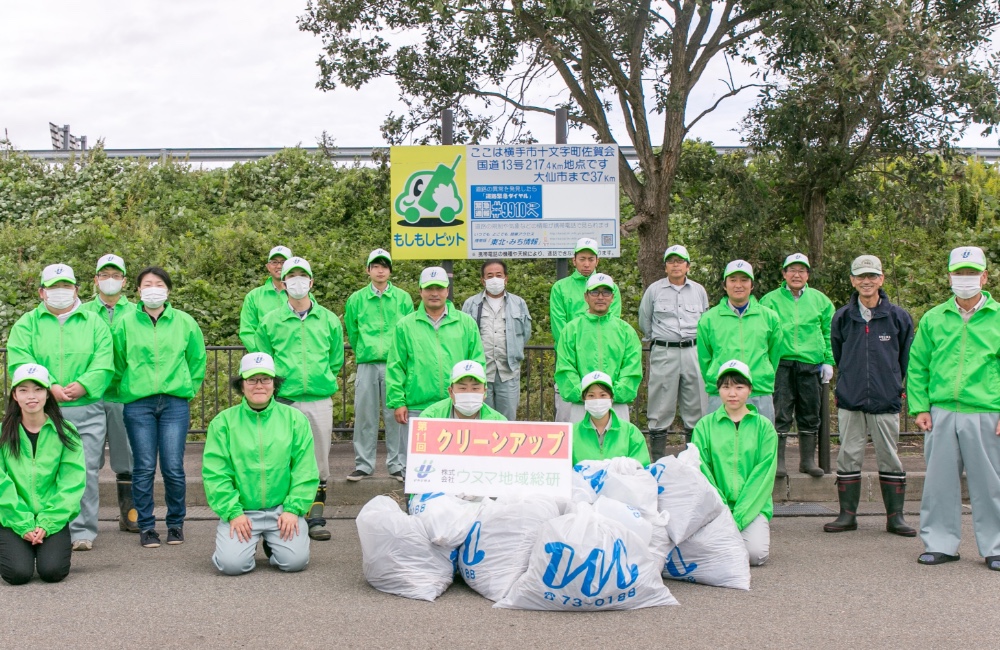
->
[267,259,285,267]
[97,272,124,281]
[587,289,613,297]
[245,377,274,386]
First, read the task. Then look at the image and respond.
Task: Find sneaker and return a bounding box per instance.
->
[71,539,93,552]
[140,529,161,548]
[390,470,404,483]
[347,469,371,482]
[167,527,184,545]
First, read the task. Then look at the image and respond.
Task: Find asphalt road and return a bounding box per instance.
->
[1,516,996,649]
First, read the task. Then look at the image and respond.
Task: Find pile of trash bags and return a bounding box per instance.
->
[356,445,751,609]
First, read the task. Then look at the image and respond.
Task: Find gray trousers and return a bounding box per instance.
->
[212,507,310,575]
[554,385,571,423]
[836,409,903,473]
[102,400,133,475]
[399,409,422,473]
[291,399,333,483]
[568,402,630,424]
[647,345,707,431]
[63,402,107,543]
[486,372,520,421]
[708,395,775,425]
[920,407,1000,558]
[741,514,770,567]
[352,363,403,474]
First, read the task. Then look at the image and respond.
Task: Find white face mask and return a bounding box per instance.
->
[98,278,124,296]
[453,392,485,416]
[44,288,76,310]
[140,287,169,309]
[950,274,983,300]
[484,278,506,296]
[285,276,312,300]
[585,398,613,419]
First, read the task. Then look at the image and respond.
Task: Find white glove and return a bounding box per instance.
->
[820,364,834,384]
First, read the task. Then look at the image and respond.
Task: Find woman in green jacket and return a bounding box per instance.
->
[691,360,779,567]
[113,267,207,549]
[0,364,85,585]
[571,371,650,466]
[203,353,319,575]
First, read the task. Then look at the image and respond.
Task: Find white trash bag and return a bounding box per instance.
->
[357,496,455,601]
[458,495,561,602]
[574,457,660,518]
[649,444,726,545]
[662,507,750,591]
[592,496,653,546]
[408,492,484,548]
[496,502,679,610]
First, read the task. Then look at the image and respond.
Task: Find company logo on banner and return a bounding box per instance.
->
[390,146,469,260]
[404,418,573,498]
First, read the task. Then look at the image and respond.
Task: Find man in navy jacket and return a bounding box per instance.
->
[824,255,916,537]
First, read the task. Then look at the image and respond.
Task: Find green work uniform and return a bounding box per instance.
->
[549,271,622,344]
[239,278,288,352]
[344,282,414,364]
[572,409,650,466]
[80,297,137,402]
[555,313,643,404]
[255,301,345,403]
[760,283,835,365]
[696,297,784,396]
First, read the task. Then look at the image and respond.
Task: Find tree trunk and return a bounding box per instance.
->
[636,210,669,290]
[805,187,827,271]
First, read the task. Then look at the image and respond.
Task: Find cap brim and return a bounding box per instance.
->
[97,263,127,275]
[587,283,614,292]
[420,280,449,289]
[241,368,276,379]
[41,278,76,287]
[582,379,614,395]
[724,270,753,280]
[782,261,810,269]
[575,246,599,256]
[282,265,312,278]
[451,372,486,384]
[368,256,392,267]
[718,369,753,386]
[948,262,986,272]
[851,268,882,276]
[12,377,50,389]
[664,253,690,262]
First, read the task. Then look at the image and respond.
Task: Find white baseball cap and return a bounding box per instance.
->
[96,254,126,275]
[450,360,487,384]
[367,248,392,267]
[581,371,614,396]
[717,359,752,384]
[419,266,449,289]
[585,273,615,292]
[268,246,293,261]
[574,238,600,255]
[663,245,690,262]
[782,253,810,269]
[11,364,51,389]
[281,257,313,279]
[851,255,883,276]
[239,353,276,378]
[723,260,754,281]
[948,246,987,272]
[41,263,76,287]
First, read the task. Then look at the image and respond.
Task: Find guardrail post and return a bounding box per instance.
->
[819,382,831,473]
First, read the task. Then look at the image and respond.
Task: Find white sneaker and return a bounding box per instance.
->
[71,539,93,552]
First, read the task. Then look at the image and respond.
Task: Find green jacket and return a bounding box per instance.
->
[549,271,622,344]
[7,302,114,407]
[691,405,777,530]
[112,302,207,402]
[555,312,643,404]
[696,297,784,396]
[0,419,85,537]
[760,283,835,365]
[202,398,320,521]
[907,292,1000,414]
[239,278,288,352]
[80,297,137,402]
[420,397,507,421]
[571,410,650,466]
[386,303,486,411]
[344,282,414,365]
[256,301,345,402]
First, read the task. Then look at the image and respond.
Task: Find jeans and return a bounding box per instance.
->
[123,395,190,531]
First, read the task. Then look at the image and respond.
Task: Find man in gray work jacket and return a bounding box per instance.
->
[461,260,532,420]
[638,244,710,459]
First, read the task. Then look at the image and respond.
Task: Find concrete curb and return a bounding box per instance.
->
[772,472,966,502]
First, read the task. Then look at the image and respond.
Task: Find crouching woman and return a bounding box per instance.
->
[691,360,778,566]
[0,364,85,584]
[203,353,319,575]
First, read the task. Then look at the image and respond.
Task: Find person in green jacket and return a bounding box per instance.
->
[0,364,85,585]
[908,246,1000,570]
[421,360,508,421]
[256,257,344,542]
[697,259,783,425]
[7,263,113,552]
[80,253,139,533]
[113,267,207,549]
[555,273,642,424]
[760,253,835,478]
[344,248,414,482]
[385,266,486,478]
[571,371,650,466]
[691,360,778,566]
[239,245,292,352]
[549,237,622,421]
[204,353,320,575]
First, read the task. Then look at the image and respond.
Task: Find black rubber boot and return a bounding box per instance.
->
[307,483,331,541]
[116,473,139,533]
[775,435,788,479]
[798,433,825,477]
[648,429,667,462]
[879,472,917,537]
[824,471,861,532]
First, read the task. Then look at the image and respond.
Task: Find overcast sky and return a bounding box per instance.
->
[2,2,997,152]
